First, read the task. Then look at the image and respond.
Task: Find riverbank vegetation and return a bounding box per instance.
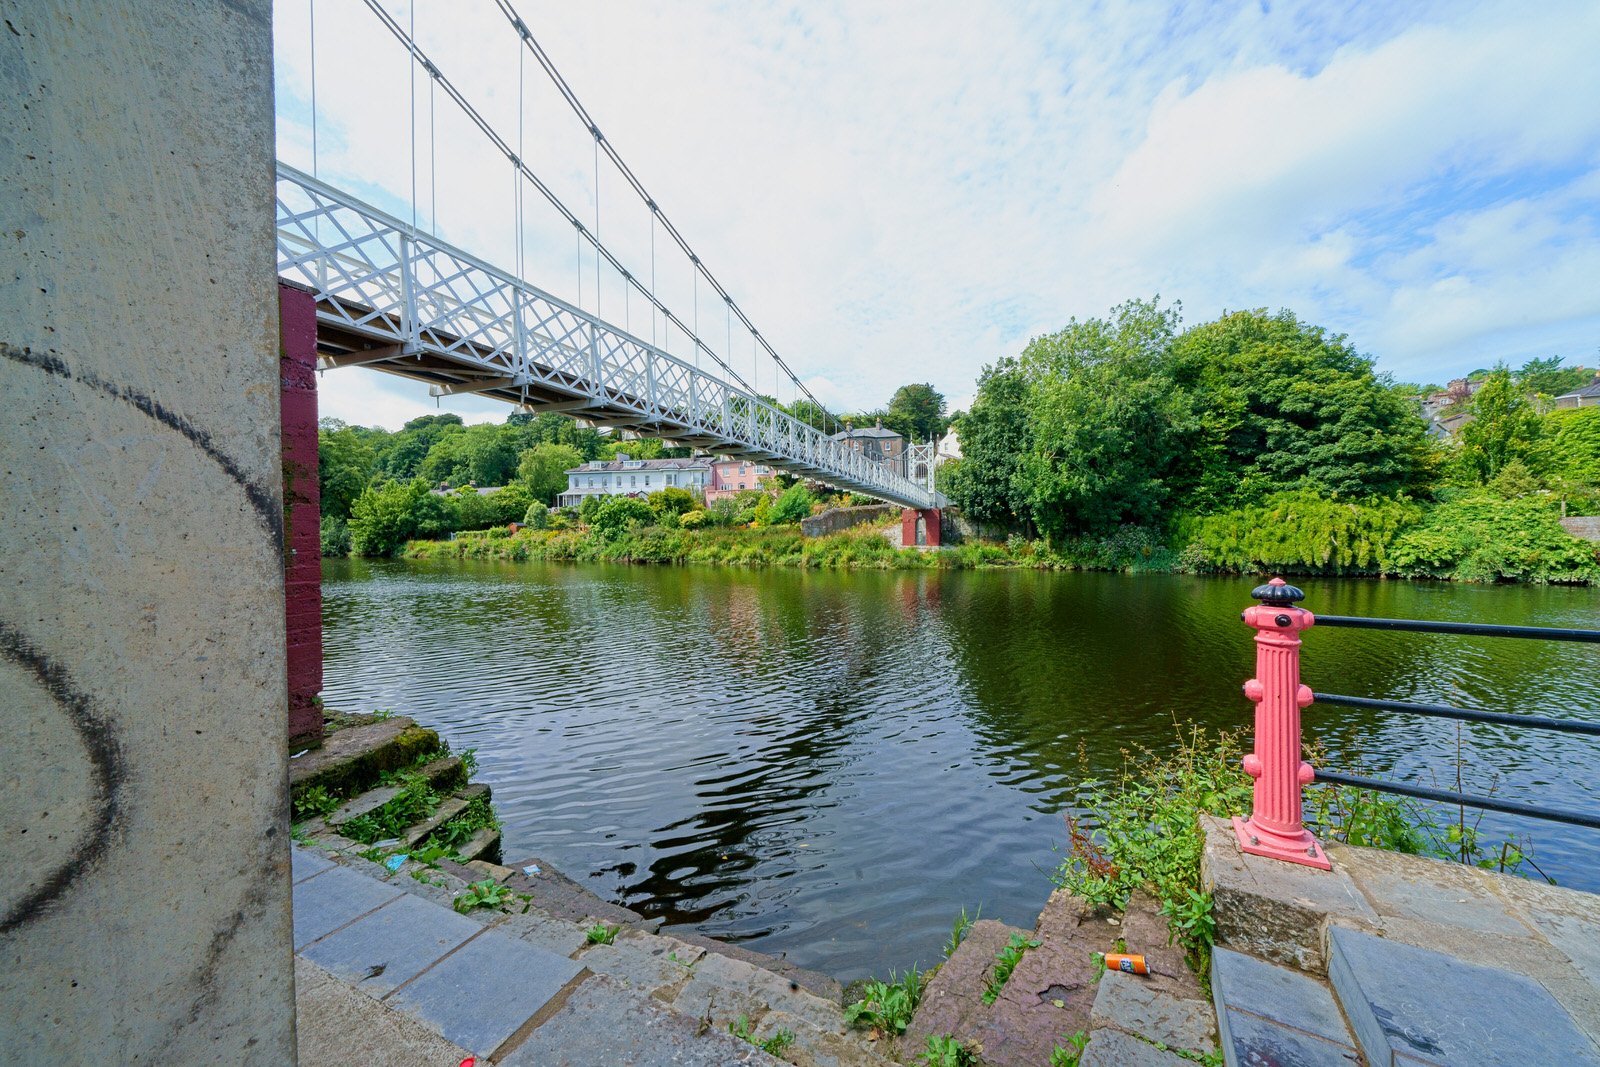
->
[941,299,1599,584]
[319,297,1598,583]
[1054,724,1547,979]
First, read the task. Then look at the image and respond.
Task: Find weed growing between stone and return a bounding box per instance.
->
[917,1032,977,1065]
[942,905,981,958]
[431,794,500,851]
[1050,1031,1089,1066]
[1052,725,1253,974]
[341,772,440,844]
[293,786,340,821]
[980,933,1041,1004]
[453,879,512,913]
[584,923,618,945]
[728,1015,795,1055]
[842,965,925,1036]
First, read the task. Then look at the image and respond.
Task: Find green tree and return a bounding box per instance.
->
[318,420,376,521]
[348,480,428,556]
[522,501,549,529]
[1167,308,1434,508]
[578,494,602,523]
[886,383,949,442]
[1017,298,1190,537]
[516,442,584,505]
[453,488,502,531]
[1517,357,1592,398]
[1457,366,1543,484]
[1544,407,1600,486]
[944,358,1032,525]
[769,482,813,524]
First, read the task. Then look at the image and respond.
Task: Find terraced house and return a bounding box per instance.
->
[557,454,710,507]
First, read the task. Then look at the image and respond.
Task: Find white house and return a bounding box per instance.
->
[558,453,711,508]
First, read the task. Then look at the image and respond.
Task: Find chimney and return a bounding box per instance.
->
[845,420,853,433]
[616,452,630,462]
[875,417,883,430]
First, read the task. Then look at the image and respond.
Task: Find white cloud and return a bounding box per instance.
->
[275,0,1600,431]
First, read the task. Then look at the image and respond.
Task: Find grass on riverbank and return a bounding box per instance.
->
[397,489,1598,584]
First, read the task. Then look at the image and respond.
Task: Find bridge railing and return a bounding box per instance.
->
[274,163,934,509]
[1230,578,1600,870]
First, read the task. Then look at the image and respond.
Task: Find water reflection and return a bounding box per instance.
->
[321,559,1599,979]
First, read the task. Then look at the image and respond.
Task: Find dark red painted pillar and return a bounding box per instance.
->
[900,507,941,548]
[280,284,323,748]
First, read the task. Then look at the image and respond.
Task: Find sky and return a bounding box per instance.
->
[273,0,1600,431]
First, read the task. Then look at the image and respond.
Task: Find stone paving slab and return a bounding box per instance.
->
[401,795,469,848]
[1327,842,1538,938]
[290,717,437,795]
[1078,1028,1194,1067]
[498,973,781,1066]
[578,936,703,998]
[671,950,847,1036]
[291,845,335,884]
[1199,814,1377,975]
[752,1011,891,1067]
[1210,947,1351,1047]
[381,928,588,1058]
[294,956,473,1067]
[293,864,405,951]
[328,784,403,827]
[1218,1006,1361,1067]
[299,891,480,998]
[1089,971,1215,1053]
[1327,925,1600,1067]
[487,909,593,958]
[501,854,659,930]
[669,929,844,1004]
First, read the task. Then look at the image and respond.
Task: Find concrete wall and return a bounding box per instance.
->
[0,2,294,1062]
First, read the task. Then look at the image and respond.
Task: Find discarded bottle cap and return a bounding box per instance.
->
[1104,953,1147,974]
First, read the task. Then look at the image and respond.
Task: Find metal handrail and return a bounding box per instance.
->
[1314,615,1600,642]
[1314,770,1600,831]
[1312,693,1600,737]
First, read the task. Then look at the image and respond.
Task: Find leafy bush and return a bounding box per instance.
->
[679,509,711,529]
[592,496,655,538]
[320,514,352,557]
[647,486,699,516]
[349,480,429,556]
[770,483,814,524]
[522,501,549,529]
[1389,494,1598,583]
[1177,491,1423,575]
[577,494,602,523]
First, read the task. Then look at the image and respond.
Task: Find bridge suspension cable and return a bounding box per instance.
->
[490,0,839,435]
[356,0,759,396]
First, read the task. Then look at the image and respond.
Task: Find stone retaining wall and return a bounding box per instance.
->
[800,503,898,537]
[1561,516,1600,541]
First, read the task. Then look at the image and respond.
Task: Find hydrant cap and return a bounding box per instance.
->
[1251,577,1305,605]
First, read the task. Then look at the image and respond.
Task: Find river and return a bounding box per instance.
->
[320,558,1599,980]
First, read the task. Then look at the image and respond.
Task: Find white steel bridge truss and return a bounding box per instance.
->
[275,164,935,510]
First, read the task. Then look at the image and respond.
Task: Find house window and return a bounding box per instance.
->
[631,476,636,487]
[739,483,745,490]
[645,476,651,486]
[589,478,595,487]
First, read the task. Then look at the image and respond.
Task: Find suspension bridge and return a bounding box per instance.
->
[277,0,939,512]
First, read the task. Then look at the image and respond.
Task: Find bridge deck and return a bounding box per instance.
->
[276,164,934,508]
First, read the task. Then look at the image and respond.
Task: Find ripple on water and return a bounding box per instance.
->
[321,559,1600,979]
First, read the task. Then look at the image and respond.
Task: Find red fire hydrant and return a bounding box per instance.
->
[1233,578,1331,869]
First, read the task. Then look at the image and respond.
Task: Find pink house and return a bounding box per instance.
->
[704,457,772,503]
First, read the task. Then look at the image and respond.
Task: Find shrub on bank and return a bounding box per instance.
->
[1175,491,1422,576]
[1389,495,1599,583]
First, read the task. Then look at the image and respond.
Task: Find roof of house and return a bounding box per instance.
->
[832,425,903,440]
[1554,381,1600,400]
[564,456,709,475]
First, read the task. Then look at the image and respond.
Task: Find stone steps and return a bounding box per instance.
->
[1199,813,1600,1067]
[908,890,1217,1067]
[293,843,889,1067]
